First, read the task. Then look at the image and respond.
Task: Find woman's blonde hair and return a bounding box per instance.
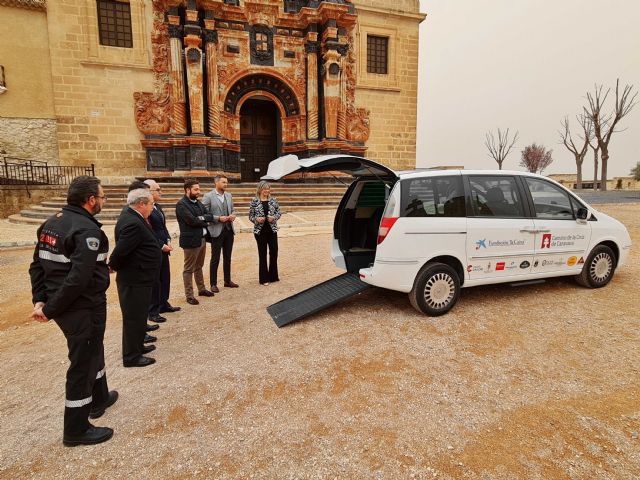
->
[256,180,271,198]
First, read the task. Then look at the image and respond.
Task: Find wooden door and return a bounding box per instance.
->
[240,100,278,182]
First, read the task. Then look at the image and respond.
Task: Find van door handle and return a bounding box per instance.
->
[519,228,537,233]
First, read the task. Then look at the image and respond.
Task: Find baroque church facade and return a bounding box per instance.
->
[0,0,425,181]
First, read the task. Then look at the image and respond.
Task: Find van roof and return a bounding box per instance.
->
[396,169,549,181]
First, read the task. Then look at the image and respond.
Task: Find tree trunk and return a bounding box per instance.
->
[593,148,599,191]
[600,147,609,191]
[575,158,583,190]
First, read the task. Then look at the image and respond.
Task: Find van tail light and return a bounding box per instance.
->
[377,217,398,244]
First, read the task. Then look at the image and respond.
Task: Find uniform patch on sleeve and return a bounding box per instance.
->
[86,237,100,251]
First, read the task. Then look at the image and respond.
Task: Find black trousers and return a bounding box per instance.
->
[54,304,109,435]
[209,228,234,286]
[255,226,279,284]
[149,252,170,316]
[117,283,153,364]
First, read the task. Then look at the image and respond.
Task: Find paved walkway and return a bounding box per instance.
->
[0,209,335,250]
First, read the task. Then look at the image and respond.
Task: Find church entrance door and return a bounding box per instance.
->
[240,99,279,182]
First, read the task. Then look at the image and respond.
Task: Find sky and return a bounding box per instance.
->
[415,0,640,177]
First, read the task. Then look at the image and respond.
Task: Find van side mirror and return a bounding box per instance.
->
[576,207,589,221]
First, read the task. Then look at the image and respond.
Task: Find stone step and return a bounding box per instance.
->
[10,204,337,226]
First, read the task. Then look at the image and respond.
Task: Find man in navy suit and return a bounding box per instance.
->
[144,180,180,322]
[109,189,162,367]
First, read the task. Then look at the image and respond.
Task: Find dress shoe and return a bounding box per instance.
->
[89,390,119,419]
[63,426,113,447]
[144,334,157,343]
[210,285,220,293]
[224,281,239,288]
[123,356,156,368]
[160,304,181,313]
[146,323,159,332]
[198,289,215,297]
[186,297,199,305]
[149,315,167,323]
[142,344,156,354]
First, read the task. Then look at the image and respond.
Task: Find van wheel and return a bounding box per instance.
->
[575,245,616,288]
[409,262,460,316]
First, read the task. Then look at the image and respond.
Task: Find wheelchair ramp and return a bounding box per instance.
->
[267,273,370,327]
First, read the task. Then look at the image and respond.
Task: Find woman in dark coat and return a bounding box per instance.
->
[248,181,281,285]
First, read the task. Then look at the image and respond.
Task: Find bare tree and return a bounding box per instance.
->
[485,128,519,170]
[520,143,553,174]
[559,115,592,189]
[584,79,637,191]
[586,131,600,190]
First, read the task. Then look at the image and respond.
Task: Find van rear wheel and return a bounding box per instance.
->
[409,262,460,316]
[575,245,616,288]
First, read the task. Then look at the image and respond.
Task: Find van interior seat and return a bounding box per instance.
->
[485,187,516,216]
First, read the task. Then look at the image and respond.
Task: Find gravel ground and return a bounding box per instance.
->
[0,204,638,479]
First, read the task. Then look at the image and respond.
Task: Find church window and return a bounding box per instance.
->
[97,0,133,48]
[256,33,269,52]
[367,35,388,74]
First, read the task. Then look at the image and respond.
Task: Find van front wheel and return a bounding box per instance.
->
[409,262,460,316]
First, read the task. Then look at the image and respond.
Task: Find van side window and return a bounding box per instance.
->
[469,176,525,217]
[525,178,575,219]
[400,176,465,217]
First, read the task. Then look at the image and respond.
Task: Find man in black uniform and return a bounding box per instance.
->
[29,175,118,446]
[109,188,162,367]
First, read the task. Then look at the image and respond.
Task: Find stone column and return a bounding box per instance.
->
[305,33,319,140]
[204,18,220,137]
[322,48,341,139]
[184,8,204,134]
[168,17,187,135]
[337,44,348,140]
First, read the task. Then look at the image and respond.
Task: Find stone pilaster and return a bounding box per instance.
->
[204,19,220,137]
[322,48,341,139]
[168,18,187,135]
[305,34,319,140]
[184,8,204,135]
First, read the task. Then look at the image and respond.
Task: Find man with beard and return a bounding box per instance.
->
[175,179,215,305]
[29,175,118,446]
[109,189,162,367]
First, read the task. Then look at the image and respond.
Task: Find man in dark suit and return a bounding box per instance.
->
[175,179,215,305]
[144,179,180,322]
[109,188,162,367]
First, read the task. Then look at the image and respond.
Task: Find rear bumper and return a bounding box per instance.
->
[359,260,421,293]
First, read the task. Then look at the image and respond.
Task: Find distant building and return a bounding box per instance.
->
[548,174,639,191]
[0,0,426,182]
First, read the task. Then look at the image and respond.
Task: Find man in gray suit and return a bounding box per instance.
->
[202,175,239,291]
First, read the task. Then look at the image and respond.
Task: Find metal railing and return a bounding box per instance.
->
[0,156,95,196]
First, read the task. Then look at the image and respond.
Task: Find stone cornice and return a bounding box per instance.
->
[0,0,46,11]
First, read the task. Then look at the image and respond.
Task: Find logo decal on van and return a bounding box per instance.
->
[520,261,530,269]
[496,262,505,271]
[578,257,585,264]
[475,239,487,250]
[567,256,578,267]
[541,233,552,249]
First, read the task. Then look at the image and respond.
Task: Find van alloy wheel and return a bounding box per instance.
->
[575,245,616,288]
[424,273,456,309]
[409,262,461,316]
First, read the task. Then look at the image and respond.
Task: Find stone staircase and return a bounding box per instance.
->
[8,182,348,225]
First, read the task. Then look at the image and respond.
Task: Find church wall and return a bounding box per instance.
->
[0,5,58,162]
[354,6,422,171]
[45,0,154,182]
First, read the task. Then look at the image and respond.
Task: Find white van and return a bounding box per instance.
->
[264,155,632,325]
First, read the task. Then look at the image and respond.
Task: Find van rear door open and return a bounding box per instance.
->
[263,154,396,326]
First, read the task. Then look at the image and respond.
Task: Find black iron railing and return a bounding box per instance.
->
[0,156,95,196]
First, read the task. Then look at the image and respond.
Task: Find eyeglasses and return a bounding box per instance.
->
[94,195,107,200]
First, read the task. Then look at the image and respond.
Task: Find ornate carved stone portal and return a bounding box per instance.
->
[134,0,370,178]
